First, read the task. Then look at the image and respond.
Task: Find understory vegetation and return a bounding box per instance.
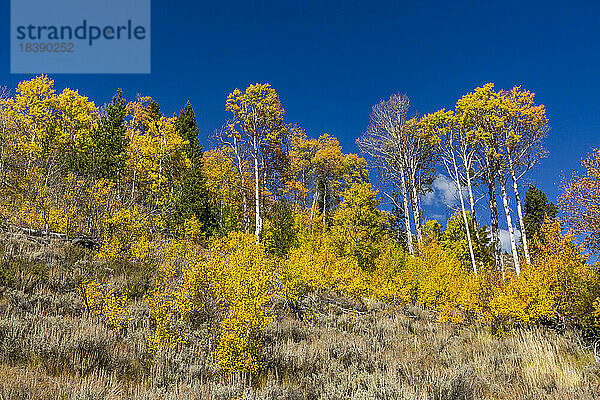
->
[1,76,600,398]
[1,233,600,399]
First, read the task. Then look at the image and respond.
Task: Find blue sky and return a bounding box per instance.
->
[2,0,599,240]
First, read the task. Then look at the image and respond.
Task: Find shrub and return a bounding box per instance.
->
[331,182,387,271]
[146,232,277,375]
[82,279,129,332]
[490,219,600,330]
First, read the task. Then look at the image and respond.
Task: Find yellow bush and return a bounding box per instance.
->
[215,305,270,376]
[368,241,411,303]
[331,182,388,270]
[146,232,277,375]
[386,235,496,325]
[83,279,129,331]
[282,235,369,299]
[145,237,197,351]
[97,205,154,265]
[490,220,600,330]
[203,232,276,374]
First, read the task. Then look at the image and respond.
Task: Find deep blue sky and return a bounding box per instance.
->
[2,0,599,228]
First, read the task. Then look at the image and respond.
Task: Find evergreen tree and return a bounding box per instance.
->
[264,200,297,257]
[149,100,161,119]
[87,89,129,180]
[168,101,216,236]
[523,185,558,243]
[176,101,202,162]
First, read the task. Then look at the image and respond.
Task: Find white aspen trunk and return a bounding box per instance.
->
[508,154,530,264]
[487,177,502,272]
[309,187,318,236]
[453,161,477,275]
[410,182,423,247]
[130,160,136,202]
[465,170,480,237]
[500,178,521,275]
[464,168,486,272]
[231,137,249,234]
[240,170,248,233]
[156,122,164,208]
[219,190,224,231]
[500,250,506,281]
[253,153,261,243]
[399,166,414,255]
[26,126,36,175]
[322,181,327,231]
[310,187,318,222]
[0,144,5,183]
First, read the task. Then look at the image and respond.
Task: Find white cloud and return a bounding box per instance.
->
[423,174,468,208]
[482,227,522,252]
[499,228,521,251]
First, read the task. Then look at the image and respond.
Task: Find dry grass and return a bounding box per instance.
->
[1,234,599,399]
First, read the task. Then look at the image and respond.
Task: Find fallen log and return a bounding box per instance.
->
[1,224,100,250]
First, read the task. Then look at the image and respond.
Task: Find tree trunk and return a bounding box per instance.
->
[253,154,261,243]
[499,178,521,275]
[410,182,423,247]
[399,166,414,255]
[240,172,248,233]
[508,154,530,264]
[310,187,318,223]
[322,181,327,232]
[487,177,502,270]
[130,162,137,202]
[465,170,481,241]
[453,162,477,275]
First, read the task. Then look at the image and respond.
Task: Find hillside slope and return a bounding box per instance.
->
[0,233,599,400]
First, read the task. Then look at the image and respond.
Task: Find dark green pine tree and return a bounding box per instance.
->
[149,100,161,119]
[176,101,203,162]
[523,185,558,245]
[266,200,297,257]
[138,98,162,133]
[87,89,129,181]
[168,101,217,237]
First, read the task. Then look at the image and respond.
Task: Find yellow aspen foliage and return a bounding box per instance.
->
[332,182,388,270]
[146,232,277,375]
[216,304,270,376]
[408,239,471,317]
[490,220,600,328]
[201,147,244,232]
[560,148,600,254]
[369,243,411,304]
[2,75,59,157]
[6,76,600,385]
[83,279,130,332]
[204,232,276,374]
[1,76,98,234]
[284,124,313,207]
[383,226,499,325]
[97,205,154,265]
[281,235,370,299]
[146,239,193,352]
[127,115,190,197]
[14,170,88,235]
[2,76,96,166]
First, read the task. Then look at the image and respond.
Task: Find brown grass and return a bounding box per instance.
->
[1,233,599,399]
